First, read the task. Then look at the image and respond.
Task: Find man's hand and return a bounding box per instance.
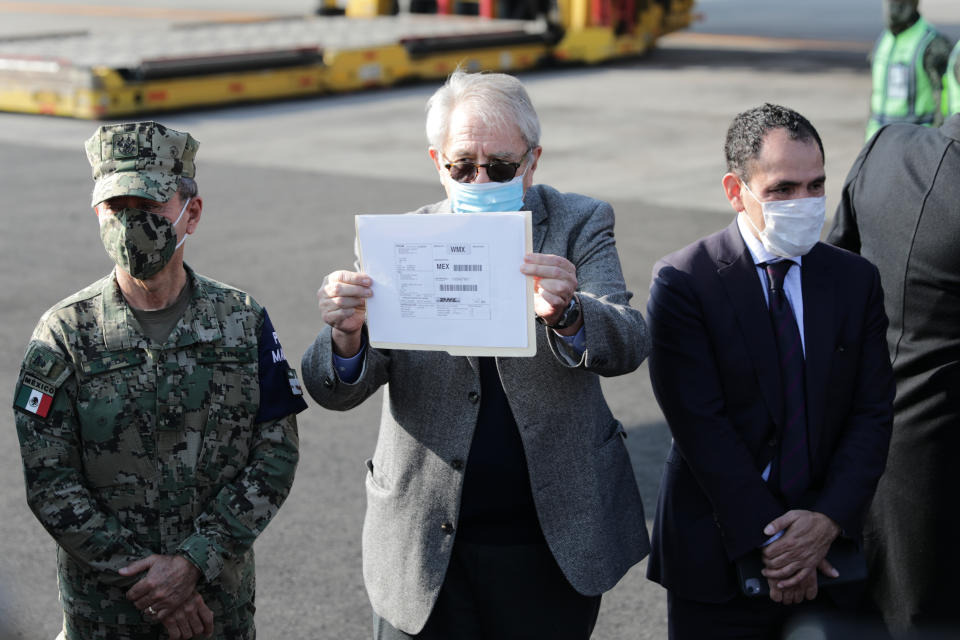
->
[152,591,214,639]
[760,510,840,602]
[520,253,581,335]
[119,554,201,618]
[768,568,818,605]
[317,270,372,357]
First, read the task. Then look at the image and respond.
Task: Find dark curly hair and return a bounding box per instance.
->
[724,103,824,182]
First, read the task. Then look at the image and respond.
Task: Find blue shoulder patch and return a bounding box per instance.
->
[255,309,308,423]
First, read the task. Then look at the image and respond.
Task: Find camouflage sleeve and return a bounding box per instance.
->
[14,339,151,585]
[176,413,300,582]
[175,309,301,582]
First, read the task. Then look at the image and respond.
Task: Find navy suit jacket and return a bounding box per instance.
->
[645,221,894,603]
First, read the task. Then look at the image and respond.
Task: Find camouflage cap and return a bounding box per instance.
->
[85,121,199,207]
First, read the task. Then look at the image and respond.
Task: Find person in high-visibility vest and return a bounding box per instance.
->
[943,41,960,116]
[866,0,951,140]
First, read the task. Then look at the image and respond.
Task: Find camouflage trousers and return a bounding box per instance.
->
[57,602,255,640]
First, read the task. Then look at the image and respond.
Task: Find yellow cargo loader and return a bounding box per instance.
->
[0,0,695,118]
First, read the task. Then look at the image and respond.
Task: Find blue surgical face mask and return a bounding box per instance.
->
[449,175,525,213]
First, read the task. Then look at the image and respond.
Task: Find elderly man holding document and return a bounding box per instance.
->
[301,70,650,640]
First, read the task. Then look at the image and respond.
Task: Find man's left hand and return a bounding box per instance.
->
[521,253,580,334]
[760,510,840,591]
[120,554,202,617]
[768,567,819,605]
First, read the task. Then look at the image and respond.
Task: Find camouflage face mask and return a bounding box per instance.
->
[99,199,189,279]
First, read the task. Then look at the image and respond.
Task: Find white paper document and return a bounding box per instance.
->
[355,212,535,357]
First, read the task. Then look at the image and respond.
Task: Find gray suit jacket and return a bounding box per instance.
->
[301,184,650,634]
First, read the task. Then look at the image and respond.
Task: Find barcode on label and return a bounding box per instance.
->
[439,284,478,292]
[453,264,483,272]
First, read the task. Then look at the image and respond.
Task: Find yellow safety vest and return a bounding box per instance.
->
[944,42,960,117]
[867,17,940,140]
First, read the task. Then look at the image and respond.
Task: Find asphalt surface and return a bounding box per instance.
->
[1,2,959,639]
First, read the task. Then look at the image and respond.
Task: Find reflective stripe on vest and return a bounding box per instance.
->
[867,17,939,139]
[945,42,960,116]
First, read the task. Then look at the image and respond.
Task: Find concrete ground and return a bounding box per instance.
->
[1,1,958,638]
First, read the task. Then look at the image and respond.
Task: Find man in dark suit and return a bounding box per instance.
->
[828,115,960,634]
[646,103,895,639]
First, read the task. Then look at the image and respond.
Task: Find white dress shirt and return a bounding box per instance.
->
[736,213,809,546]
[736,212,806,356]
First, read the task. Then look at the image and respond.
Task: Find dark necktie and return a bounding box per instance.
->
[764,261,810,505]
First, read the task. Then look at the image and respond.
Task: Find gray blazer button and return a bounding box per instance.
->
[323,377,334,389]
[768,437,777,447]
[468,391,479,404]
[451,459,464,471]
[441,522,455,534]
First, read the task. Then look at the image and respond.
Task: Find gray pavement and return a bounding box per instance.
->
[692,0,960,42]
[2,1,959,639]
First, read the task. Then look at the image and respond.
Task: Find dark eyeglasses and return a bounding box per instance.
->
[443,153,527,183]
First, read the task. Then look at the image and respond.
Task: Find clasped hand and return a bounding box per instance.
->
[760,510,840,605]
[120,554,213,638]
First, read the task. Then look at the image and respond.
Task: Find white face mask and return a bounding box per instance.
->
[741,182,825,258]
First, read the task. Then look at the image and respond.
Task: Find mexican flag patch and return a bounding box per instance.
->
[15,383,53,418]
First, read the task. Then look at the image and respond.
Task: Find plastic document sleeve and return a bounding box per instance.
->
[355,211,536,357]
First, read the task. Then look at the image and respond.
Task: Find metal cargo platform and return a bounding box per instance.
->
[0,1,695,118]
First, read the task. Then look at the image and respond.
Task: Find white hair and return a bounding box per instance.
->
[425,69,541,152]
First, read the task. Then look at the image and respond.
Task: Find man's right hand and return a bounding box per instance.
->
[318,270,372,357]
[156,591,214,639]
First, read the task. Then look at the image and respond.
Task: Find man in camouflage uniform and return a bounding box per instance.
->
[13,122,306,640]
